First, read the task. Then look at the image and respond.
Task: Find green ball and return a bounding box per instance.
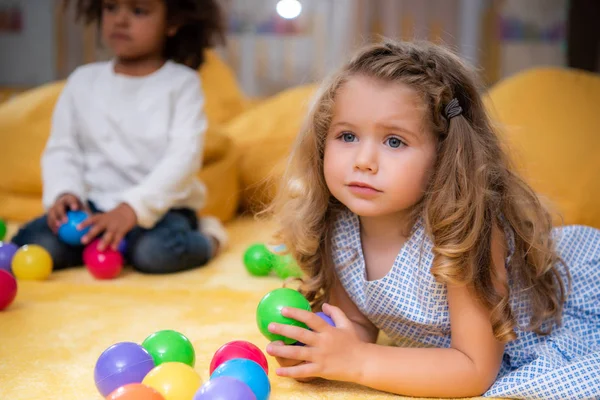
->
[243,243,275,276]
[273,254,303,279]
[141,329,195,367]
[256,287,311,344]
[0,220,6,241]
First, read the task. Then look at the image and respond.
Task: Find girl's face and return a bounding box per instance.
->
[101,0,176,62]
[323,76,438,220]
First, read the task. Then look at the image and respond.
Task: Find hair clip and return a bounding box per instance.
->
[444,98,462,119]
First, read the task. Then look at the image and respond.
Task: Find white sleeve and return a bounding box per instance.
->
[41,76,86,210]
[121,74,206,228]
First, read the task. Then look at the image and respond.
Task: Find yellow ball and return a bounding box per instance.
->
[11,245,53,281]
[142,362,202,400]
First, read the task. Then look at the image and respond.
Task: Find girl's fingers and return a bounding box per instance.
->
[268,322,316,347]
[99,230,115,252]
[267,342,312,362]
[81,219,105,244]
[276,362,319,379]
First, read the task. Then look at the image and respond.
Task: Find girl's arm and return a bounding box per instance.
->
[356,225,507,397]
[42,74,86,209]
[329,276,379,344]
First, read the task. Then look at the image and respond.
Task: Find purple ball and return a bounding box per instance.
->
[294,312,336,347]
[117,239,127,255]
[194,376,256,400]
[316,312,335,327]
[0,242,18,274]
[94,342,155,397]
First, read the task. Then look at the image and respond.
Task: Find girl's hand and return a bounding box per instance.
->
[266,303,365,383]
[269,341,315,383]
[79,203,137,251]
[47,193,87,233]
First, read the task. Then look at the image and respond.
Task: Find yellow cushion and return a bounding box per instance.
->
[224,84,318,211]
[486,67,600,229]
[0,50,243,223]
[0,87,26,104]
[199,50,249,126]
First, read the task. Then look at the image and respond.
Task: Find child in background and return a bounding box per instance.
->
[265,40,600,399]
[12,0,229,273]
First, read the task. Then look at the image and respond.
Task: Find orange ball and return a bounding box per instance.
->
[106,384,165,400]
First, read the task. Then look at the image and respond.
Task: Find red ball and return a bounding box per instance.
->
[0,269,17,310]
[83,239,123,280]
[210,340,268,375]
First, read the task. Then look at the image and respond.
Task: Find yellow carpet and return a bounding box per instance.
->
[0,217,491,399]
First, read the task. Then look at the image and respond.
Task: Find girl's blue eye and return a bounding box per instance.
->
[341,132,356,142]
[133,7,148,15]
[386,137,404,148]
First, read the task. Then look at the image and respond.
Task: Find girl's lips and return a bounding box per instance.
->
[347,182,381,196]
[110,32,131,41]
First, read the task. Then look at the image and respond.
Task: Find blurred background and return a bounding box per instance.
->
[0,0,598,97]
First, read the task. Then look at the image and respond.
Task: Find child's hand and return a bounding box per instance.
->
[266,303,365,383]
[269,341,315,383]
[79,203,137,251]
[47,193,86,233]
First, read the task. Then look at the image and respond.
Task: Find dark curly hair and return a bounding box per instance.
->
[67,0,226,69]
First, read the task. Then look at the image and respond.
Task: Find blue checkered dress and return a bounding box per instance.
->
[332,210,600,399]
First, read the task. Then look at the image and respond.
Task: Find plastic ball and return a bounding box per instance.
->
[293,312,336,347]
[194,376,256,400]
[142,362,202,400]
[117,239,128,255]
[0,270,17,311]
[256,287,311,344]
[294,311,336,346]
[83,239,123,280]
[11,244,53,280]
[0,219,6,241]
[0,242,18,273]
[94,342,155,397]
[106,383,165,400]
[57,210,90,246]
[272,254,303,279]
[142,330,195,367]
[210,340,268,375]
[315,311,335,327]
[211,358,270,400]
[243,244,275,276]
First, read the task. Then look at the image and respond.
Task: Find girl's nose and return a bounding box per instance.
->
[353,142,378,173]
[114,8,130,25]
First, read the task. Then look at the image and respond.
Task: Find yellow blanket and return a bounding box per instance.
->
[0,217,492,399]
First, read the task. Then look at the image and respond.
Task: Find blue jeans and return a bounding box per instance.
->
[11,202,213,274]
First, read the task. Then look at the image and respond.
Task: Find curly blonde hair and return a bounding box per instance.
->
[268,40,568,343]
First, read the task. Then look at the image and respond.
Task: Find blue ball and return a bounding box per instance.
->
[57,210,90,246]
[211,358,270,400]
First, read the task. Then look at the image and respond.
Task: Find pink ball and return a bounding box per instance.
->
[83,239,123,280]
[0,270,17,310]
[210,340,268,375]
